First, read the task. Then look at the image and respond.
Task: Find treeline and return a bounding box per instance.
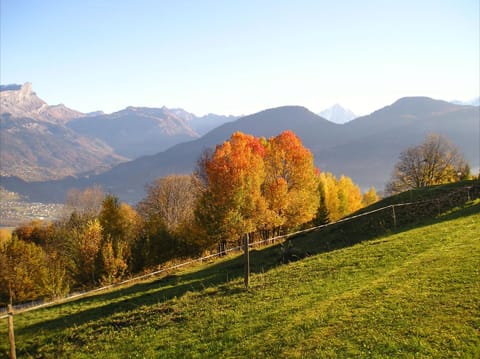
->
[0,131,378,305]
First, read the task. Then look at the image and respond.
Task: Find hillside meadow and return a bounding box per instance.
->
[1,192,479,358]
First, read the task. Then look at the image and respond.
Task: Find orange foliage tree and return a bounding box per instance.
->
[196,131,320,245]
[196,132,267,245]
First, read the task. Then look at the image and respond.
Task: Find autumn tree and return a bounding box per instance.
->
[362,186,379,207]
[196,132,267,245]
[196,130,320,246]
[386,134,469,194]
[0,237,48,304]
[0,229,11,247]
[12,220,71,297]
[316,172,341,223]
[70,219,103,286]
[99,195,140,281]
[316,172,368,223]
[337,175,363,217]
[65,185,105,217]
[12,220,61,252]
[138,175,200,233]
[263,131,319,232]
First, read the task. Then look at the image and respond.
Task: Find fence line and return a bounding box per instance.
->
[1,183,478,319]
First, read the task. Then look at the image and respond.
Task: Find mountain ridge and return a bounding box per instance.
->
[0,83,127,180]
[2,96,477,204]
[0,83,84,124]
[0,83,237,178]
[67,106,201,158]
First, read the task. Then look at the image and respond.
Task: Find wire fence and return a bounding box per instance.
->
[1,183,478,319]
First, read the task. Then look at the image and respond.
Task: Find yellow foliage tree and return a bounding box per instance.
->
[0,238,48,304]
[337,175,363,217]
[362,186,379,207]
[263,131,319,231]
[317,172,341,222]
[317,172,366,223]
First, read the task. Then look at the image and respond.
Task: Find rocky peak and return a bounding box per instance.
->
[319,104,357,124]
[0,82,83,123]
[0,82,46,117]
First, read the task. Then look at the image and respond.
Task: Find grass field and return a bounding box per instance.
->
[1,193,479,358]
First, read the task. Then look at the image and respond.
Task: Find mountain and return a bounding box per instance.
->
[67,107,237,158]
[0,83,83,124]
[2,97,478,204]
[319,104,357,124]
[67,106,200,159]
[1,106,340,202]
[0,84,126,180]
[0,83,239,181]
[168,108,238,135]
[189,113,238,135]
[319,97,479,189]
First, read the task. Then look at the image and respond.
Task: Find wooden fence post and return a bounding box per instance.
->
[244,234,250,288]
[392,205,397,230]
[7,304,16,359]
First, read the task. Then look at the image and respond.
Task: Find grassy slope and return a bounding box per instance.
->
[1,196,479,358]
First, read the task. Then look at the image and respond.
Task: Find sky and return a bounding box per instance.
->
[1,0,479,116]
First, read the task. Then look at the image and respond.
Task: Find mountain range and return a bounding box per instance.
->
[0,83,125,180]
[0,83,235,179]
[1,83,479,204]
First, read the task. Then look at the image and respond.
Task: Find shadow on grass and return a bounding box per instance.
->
[17,245,283,337]
[18,201,479,340]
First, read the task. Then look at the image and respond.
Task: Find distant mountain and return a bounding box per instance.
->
[319,104,357,124]
[169,108,238,135]
[67,106,238,158]
[320,97,479,190]
[0,84,126,180]
[0,83,83,124]
[67,106,200,159]
[2,97,478,204]
[0,83,239,181]
[1,106,341,202]
[190,113,238,135]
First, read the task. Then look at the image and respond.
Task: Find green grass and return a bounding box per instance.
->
[1,197,479,358]
[366,179,479,210]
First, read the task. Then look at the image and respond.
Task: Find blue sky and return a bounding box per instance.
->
[1,0,478,116]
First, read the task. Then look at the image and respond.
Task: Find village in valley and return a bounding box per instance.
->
[0,187,64,228]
